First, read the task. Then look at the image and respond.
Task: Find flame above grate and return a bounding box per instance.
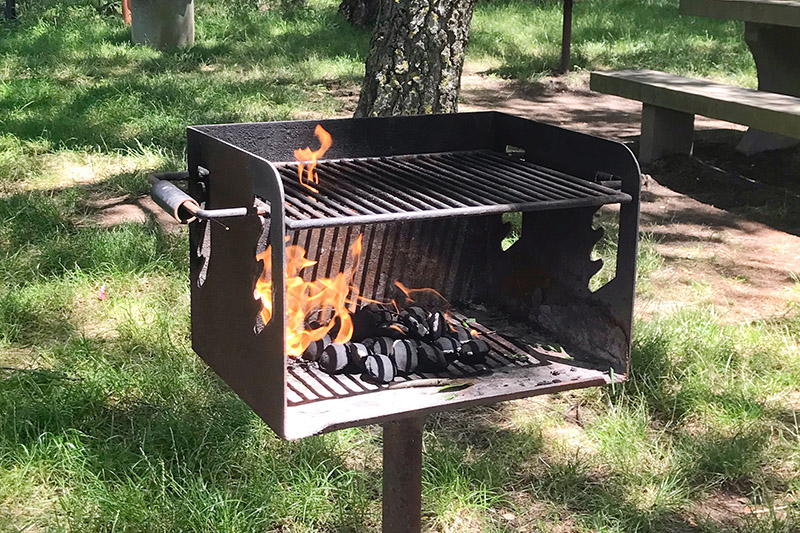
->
[272,149,631,230]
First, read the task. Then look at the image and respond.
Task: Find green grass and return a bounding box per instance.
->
[470,0,756,86]
[0,0,796,531]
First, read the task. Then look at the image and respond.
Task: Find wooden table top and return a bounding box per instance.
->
[680,0,800,27]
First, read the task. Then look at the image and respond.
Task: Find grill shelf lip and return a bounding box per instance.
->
[270,149,631,230]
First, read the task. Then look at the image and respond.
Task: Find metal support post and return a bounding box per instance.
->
[382,416,424,533]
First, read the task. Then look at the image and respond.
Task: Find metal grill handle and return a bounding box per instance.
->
[149,172,265,223]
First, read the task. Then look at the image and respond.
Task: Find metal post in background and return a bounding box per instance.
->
[559,0,574,73]
[382,416,425,533]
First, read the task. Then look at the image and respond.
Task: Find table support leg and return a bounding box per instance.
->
[738,22,800,154]
[382,416,424,533]
[639,104,695,164]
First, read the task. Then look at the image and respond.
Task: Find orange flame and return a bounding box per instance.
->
[254,235,364,358]
[294,125,332,193]
[393,281,450,310]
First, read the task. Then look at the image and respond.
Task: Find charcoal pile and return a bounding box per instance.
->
[302,303,490,384]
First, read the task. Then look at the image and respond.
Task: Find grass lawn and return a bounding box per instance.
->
[1,0,797,531]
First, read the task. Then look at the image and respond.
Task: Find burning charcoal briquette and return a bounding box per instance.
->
[364,336,395,355]
[361,302,384,313]
[377,322,410,339]
[401,306,430,338]
[349,342,371,362]
[302,334,331,362]
[318,343,350,374]
[375,310,397,324]
[417,342,450,371]
[318,342,369,374]
[325,316,342,339]
[447,325,474,344]
[354,304,407,340]
[351,306,380,341]
[362,353,396,384]
[427,312,446,340]
[390,339,419,375]
[434,336,460,359]
[459,339,490,365]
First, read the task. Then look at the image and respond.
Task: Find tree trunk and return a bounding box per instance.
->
[355,0,476,117]
[338,0,379,29]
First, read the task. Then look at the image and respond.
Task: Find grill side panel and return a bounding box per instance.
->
[492,113,642,372]
[188,129,289,437]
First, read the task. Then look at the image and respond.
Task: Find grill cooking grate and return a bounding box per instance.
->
[273,150,631,229]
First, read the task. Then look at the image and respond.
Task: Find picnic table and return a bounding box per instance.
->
[680,0,800,151]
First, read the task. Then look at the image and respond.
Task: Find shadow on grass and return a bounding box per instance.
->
[0,329,381,530]
[0,308,796,531]
[0,172,189,348]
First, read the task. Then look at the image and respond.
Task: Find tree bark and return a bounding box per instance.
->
[355,0,476,117]
[338,0,379,29]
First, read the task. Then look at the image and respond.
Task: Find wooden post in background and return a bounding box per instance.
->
[131,0,194,51]
[559,0,574,73]
[4,0,16,20]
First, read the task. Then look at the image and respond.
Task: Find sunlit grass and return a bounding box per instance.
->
[470,0,756,86]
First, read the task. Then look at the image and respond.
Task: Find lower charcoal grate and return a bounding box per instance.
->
[285,312,606,406]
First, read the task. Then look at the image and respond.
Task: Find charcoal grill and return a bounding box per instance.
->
[150,111,640,531]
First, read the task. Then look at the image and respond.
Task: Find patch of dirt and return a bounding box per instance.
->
[457,69,800,323]
[83,194,182,233]
[686,490,752,527]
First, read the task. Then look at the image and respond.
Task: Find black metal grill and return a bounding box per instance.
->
[274,150,631,229]
[176,111,641,440]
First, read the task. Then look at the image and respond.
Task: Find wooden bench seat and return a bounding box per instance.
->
[590,69,800,162]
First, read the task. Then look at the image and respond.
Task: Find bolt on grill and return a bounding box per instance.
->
[152,111,640,440]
